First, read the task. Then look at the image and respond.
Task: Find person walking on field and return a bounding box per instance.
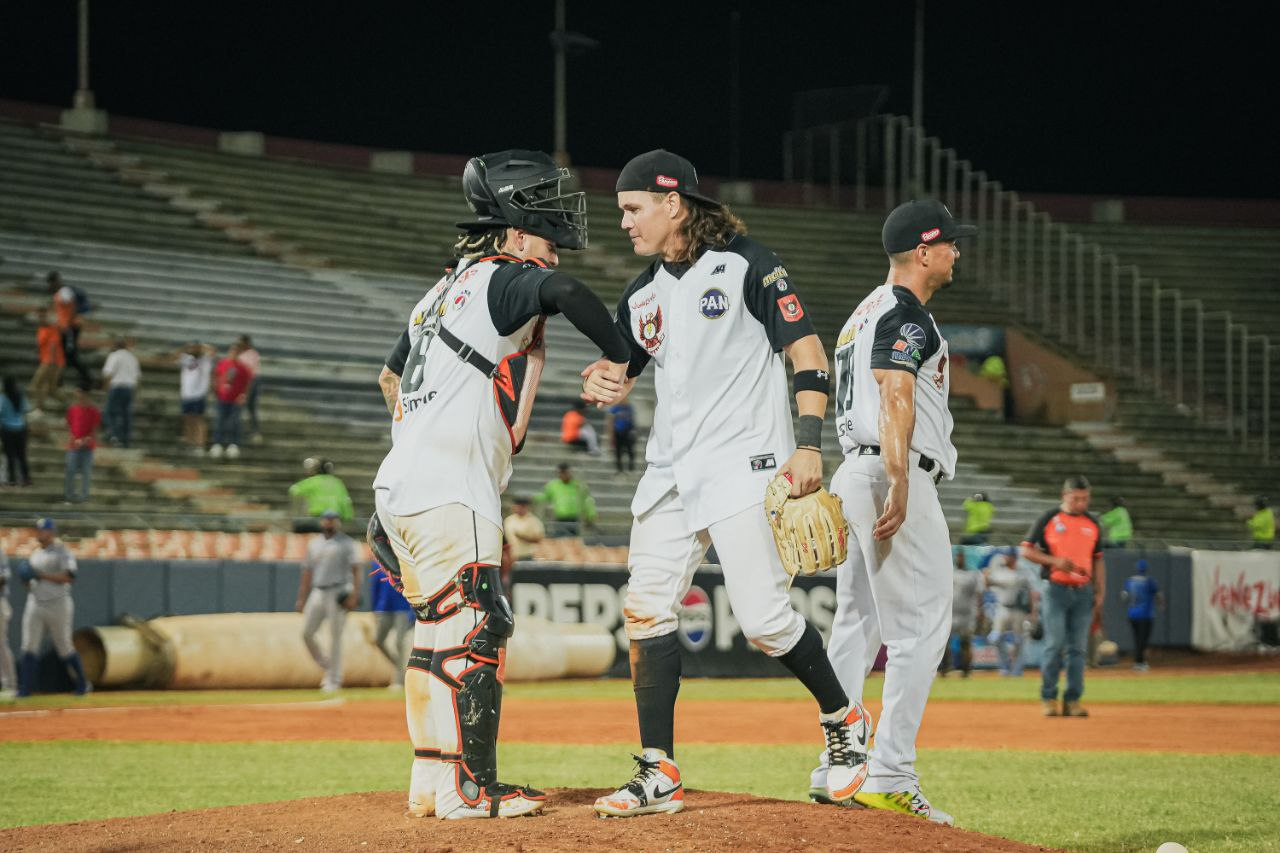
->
[819,199,975,825]
[296,511,362,693]
[1021,475,1105,718]
[1121,560,1162,671]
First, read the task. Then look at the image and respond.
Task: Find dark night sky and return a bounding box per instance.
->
[1,1,1273,199]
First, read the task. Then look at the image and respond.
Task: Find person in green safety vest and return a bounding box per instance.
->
[978,354,1013,421]
[962,492,994,545]
[537,463,597,538]
[289,457,355,532]
[1247,496,1275,549]
[1099,496,1133,547]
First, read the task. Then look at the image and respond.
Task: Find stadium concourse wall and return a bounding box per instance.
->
[6,549,1192,690]
[2,97,1279,226]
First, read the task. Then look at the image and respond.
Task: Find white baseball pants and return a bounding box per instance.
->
[0,598,15,691]
[625,486,806,656]
[301,587,349,691]
[827,453,952,793]
[21,597,75,657]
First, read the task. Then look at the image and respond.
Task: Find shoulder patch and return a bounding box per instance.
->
[777,294,805,322]
[761,265,788,287]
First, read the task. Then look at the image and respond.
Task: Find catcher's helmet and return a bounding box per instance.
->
[456,150,588,250]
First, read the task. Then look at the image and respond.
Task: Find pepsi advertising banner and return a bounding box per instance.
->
[511,564,838,677]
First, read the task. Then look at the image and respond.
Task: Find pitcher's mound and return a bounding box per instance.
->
[3,789,1059,851]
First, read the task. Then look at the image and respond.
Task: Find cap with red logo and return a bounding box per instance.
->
[881,198,978,255]
[616,149,719,206]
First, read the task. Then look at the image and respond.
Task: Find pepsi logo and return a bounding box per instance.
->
[656,174,679,188]
[920,228,941,242]
[699,288,729,319]
[678,586,713,651]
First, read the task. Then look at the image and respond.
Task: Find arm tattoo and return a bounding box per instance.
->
[379,369,400,414]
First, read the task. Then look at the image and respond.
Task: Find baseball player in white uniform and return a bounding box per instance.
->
[582,150,871,818]
[370,150,632,820]
[295,510,362,692]
[985,550,1039,676]
[16,517,90,697]
[814,199,976,825]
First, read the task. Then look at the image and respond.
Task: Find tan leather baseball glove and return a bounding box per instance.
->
[763,474,850,577]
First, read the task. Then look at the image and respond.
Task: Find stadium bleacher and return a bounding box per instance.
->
[0,115,1269,546]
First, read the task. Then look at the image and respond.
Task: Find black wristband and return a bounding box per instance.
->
[793,368,831,396]
[795,414,823,450]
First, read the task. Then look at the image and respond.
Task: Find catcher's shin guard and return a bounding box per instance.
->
[434,563,542,818]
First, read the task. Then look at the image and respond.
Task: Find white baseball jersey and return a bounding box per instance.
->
[832,283,957,477]
[614,235,814,530]
[374,255,557,528]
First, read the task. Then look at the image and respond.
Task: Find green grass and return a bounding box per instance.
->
[3,740,1276,852]
[9,671,1279,710]
[504,671,1280,705]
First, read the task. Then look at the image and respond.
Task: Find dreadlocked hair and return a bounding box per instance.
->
[666,195,748,265]
[453,228,506,260]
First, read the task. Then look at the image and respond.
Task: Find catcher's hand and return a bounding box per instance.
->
[764,474,850,577]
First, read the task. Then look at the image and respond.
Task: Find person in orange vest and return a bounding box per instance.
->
[560,399,600,454]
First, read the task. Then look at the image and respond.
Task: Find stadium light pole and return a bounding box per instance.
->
[73,0,95,109]
[911,0,924,196]
[553,0,567,165]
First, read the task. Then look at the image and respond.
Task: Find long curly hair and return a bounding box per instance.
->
[668,196,747,264]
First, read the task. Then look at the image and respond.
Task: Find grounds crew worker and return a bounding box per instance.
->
[962,491,994,544]
[1022,475,1105,718]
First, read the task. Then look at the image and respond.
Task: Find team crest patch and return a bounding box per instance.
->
[700,288,729,319]
[899,323,926,348]
[932,353,948,390]
[638,306,665,353]
[777,294,805,322]
[451,288,472,311]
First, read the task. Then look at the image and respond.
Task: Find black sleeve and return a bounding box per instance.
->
[738,238,817,351]
[1022,508,1057,552]
[868,303,939,376]
[385,328,411,374]
[536,272,633,363]
[488,263,559,335]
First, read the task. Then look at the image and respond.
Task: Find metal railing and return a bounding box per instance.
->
[784,115,1277,464]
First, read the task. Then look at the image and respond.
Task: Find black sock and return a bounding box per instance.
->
[630,634,682,758]
[777,623,848,715]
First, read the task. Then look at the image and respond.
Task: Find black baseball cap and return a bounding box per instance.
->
[882,199,978,254]
[616,149,718,206]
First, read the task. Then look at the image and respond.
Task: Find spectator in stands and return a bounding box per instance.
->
[64,385,100,504]
[29,308,64,414]
[607,400,637,473]
[0,549,14,699]
[985,550,1039,677]
[962,492,994,545]
[560,400,600,455]
[1,377,33,488]
[289,457,354,532]
[175,343,215,455]
[1021,475,1105,718]
[940,550,983,678]
[504,497,545,561]
[1099,496,1133,547]
[1247,496,1275,550]
[1120,560,1163,672]
[210,342,251,460]
[236,334,263,445]
[47,272,91,391]
[102,338,141,448]
[296,510,362,693]
[538,463,597,537]
[369,562,413,692]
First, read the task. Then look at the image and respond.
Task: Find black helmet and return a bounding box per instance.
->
[456,150,588,250]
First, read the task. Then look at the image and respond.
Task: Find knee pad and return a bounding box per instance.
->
[457,563,514,656]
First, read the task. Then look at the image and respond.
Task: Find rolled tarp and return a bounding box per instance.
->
[74,612,615,689]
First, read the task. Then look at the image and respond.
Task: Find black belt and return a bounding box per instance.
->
[438,325,496,378]
[857,445,944,484]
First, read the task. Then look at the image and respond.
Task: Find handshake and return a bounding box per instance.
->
[579,358,630,407]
